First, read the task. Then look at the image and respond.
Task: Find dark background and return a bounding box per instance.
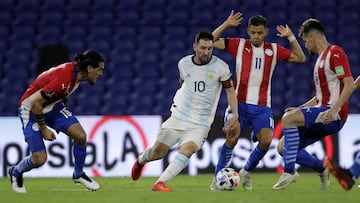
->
[0,0,359,116]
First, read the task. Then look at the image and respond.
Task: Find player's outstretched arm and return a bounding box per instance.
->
[212,10,243,50]
[354,75,360,90]
[276,24,306,63]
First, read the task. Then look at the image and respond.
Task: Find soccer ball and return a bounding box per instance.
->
[215,167,240,191]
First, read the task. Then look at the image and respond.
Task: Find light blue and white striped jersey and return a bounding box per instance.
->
[170,55,232,128]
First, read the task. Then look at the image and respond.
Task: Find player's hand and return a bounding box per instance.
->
[276,24,294,38]
[319,109,337,125]
[41,127,57,141]
[222,115,239,133]
[226,10,243,27]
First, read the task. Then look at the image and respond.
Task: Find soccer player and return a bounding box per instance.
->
[131,30,239,192]
[210,11,306,190]
[273,18,354,190]
[323,75,360,190]
[8,50,105,193]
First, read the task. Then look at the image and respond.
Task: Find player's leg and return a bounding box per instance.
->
[214,107,242,175]
[52,105,99,191]
[132,126,173,181]
[278,132,330,190]
[152,145,192,192]
[66,122,100,191]
[239,106,273,190]
[273,108,304,190]
[9,111,47,193]
[152,128,206,191]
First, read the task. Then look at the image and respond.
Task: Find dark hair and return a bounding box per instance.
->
[298,18,325,38]
[194,30,214,43]
[248,15,267,27]
[74,50,105,72]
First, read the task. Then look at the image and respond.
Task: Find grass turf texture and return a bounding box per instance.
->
[1,173,359,203]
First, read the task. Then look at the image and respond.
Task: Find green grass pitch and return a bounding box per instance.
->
[1,173,359,203]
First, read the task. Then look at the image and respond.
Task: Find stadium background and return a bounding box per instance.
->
[0,0,359,116]
[0,0,359,177]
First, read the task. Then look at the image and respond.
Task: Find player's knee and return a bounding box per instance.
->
[32,152,47,166]
[281,111,298,127]
[73,132,87,146]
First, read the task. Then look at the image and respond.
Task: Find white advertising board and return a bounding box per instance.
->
[0,116,162,177]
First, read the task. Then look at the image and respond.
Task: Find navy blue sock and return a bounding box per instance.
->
[244,144,267,171]
[215,143,233,175]
[73,143,86,178]
[13,156,36,177]
[283,127,299,174]
[296,149,324,173]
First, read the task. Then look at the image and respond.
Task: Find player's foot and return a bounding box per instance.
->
[319,168,330,190]
[152,182,172,192]
[8,167,27,193]
[272,171,299,190]
[131,160,144,181]
[239,168,252,190]
[73,172,100,191]
[209,177,218,191]
[324,157,355,190]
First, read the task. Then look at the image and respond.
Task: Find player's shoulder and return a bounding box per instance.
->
[329,45,345,53]
[178,55,193,65]
[211,55,227,65]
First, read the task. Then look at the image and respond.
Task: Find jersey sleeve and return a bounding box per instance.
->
[41,77,66,102]
[225,38,241,59]
[218,59,232,81]
[329,45,352,79]
[178,58,185,80]
[276,44,292,61]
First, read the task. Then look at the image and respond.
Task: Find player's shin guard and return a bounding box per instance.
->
[215,143,233,175]
[73,143,86,177]
[283,127,299,174]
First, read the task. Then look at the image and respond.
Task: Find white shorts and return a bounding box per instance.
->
[157,116,210,149]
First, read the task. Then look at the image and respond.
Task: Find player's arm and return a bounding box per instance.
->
[31,91,56,141]
[222,78,239,133]
[354,75,360,90]
[276,25,306,63]
[212,10,243,50]
[330,76,355,113]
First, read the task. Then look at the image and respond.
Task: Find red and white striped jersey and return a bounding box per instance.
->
[226,38,292,107]
[19,62,80,113]
[313,45,352,120]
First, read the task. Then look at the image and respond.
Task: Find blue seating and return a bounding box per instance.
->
[42,0,66,11]
[93,0,118,11]
[67,0,92,11]
[0,11,12,26]
[39,11,64,26]
[1,0,360,116]
[91,11,115,26]
[13,11,38,26]
[166,11,190,26]
[37,25,62,44]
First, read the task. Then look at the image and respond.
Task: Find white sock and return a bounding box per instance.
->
[156,153,189,183]
[138,147,152,165]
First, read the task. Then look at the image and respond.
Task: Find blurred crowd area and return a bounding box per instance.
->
[0,0,359,116]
